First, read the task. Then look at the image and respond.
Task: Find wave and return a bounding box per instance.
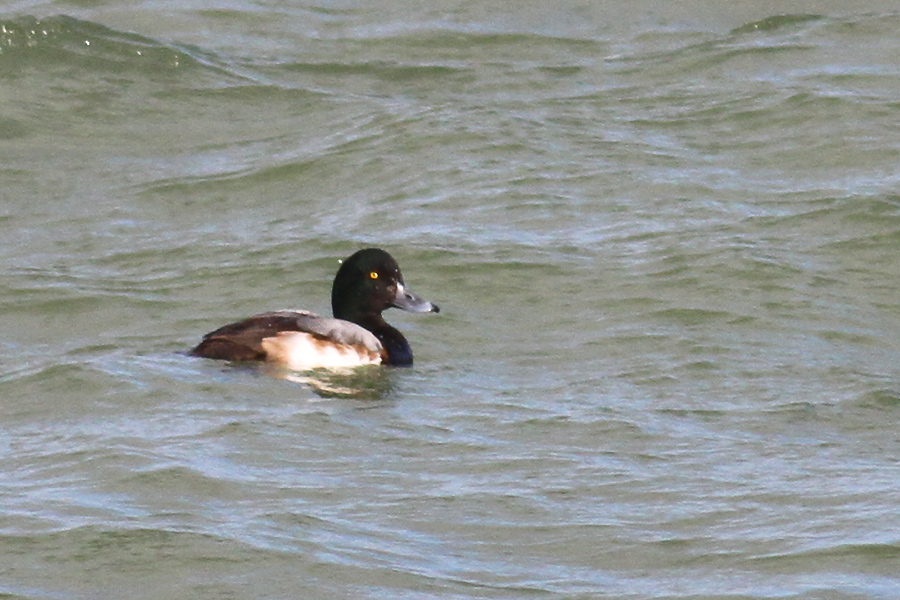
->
[0,14,602,83]
[0,15,245,83]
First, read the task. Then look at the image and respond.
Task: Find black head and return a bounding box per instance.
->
[331,248,440,323]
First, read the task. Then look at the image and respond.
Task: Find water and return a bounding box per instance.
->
[2,1,900,598]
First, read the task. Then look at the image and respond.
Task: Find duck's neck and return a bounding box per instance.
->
[355,314,414,367]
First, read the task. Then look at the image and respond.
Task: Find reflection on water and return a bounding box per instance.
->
[257,363,394,399]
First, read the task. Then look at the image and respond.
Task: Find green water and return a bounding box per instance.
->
[3,3,900,599]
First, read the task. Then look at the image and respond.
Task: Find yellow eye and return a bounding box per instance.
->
[369,271,379,279]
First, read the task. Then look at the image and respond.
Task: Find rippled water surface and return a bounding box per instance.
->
[3,2,900,598]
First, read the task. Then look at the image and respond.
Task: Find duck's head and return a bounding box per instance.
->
[331,248,440,322]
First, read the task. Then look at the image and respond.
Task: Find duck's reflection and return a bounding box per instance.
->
[261,364,394,399]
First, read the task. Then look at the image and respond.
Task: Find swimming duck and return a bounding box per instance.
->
[190,248,439,369]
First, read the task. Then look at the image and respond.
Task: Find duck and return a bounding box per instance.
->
[190,248,439,370]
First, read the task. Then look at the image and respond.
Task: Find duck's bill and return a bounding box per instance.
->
[392,282,440,314]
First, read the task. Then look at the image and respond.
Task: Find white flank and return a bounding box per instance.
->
[260,331,381,371]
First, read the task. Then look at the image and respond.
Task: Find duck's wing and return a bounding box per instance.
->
[191,310,383,365]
